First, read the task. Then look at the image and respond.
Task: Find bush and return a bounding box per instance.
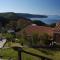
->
[31,32,52,46]
[17,31,51,47]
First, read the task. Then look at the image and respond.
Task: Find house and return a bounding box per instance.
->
[17,23,60,46]
[17,24,54,37]
[16,24,55,46]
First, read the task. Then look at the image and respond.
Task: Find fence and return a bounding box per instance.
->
[0,47,52,60]
[12,47,52,60]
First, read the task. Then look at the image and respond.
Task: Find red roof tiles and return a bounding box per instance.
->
[17,24,54,37]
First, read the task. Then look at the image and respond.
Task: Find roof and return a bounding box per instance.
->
[17,24,54,36]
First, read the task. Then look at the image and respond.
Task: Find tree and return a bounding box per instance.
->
[32,20,47,26]
[3,33,15,42]
[17,30,51,47]
[31,32,40,46]
[31,32,51,46]
[49,23,56,27]
[41,33,51,46]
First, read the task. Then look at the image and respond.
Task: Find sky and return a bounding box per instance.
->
[0,0,60,15]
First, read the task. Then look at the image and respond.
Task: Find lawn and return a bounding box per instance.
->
[1,42,60,60]
[0,47,52,60]
[0,48,18,60]
[1,47,60,60]
[22,48,52,60]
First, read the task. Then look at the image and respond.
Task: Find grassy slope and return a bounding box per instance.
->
[1,47,60,60]
[0,48,18,60]
[22,48,52,60]
[0,48,52,60]
[1,42,60,60]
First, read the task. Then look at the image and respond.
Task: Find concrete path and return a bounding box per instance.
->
[0,59,7,60]
[0,39,6,48]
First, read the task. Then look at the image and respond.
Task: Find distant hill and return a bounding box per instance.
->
[0,16,8,26]
[1,12,60,25]
[0,12,59,28]
[0,12,32,31]
[32,20,47,26]
[49,23,56,27]
[16,13,47,18]
[0,12,19,20]
[0,12,48,31]
[0,12,47,19]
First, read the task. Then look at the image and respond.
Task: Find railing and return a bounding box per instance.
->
[0,47,53,60]
[12,47,52,60]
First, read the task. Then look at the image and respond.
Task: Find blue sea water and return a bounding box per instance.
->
[30,15,60,24]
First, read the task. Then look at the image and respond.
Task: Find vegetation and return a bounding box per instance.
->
[0,12,32,32]
[1,47,60,60]
[32,20,47,26]
[31,32,52,46]
[0,12,58,60]
[0,31,59,60]
[0,12,47,19]
[16,31,51,47]
[49,23,56,27]
[0,48,18,60]
[0,47,53,60]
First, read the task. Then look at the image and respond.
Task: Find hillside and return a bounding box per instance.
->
[16,13,47,18]
[0,12,48,31]
[0,12,19,20]
[0,12,47,19]
[0,12,32,32]
[32,20,47,26]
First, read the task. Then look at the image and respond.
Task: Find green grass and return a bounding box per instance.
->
[32,48,60,60]
[22,48,52,60]
[0,48,18,60]
[2,42,60,60]
[1,47,60,60]
[22,52,41,60]
[0,47,52,60]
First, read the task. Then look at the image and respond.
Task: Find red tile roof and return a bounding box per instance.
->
[17,24,54,37]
